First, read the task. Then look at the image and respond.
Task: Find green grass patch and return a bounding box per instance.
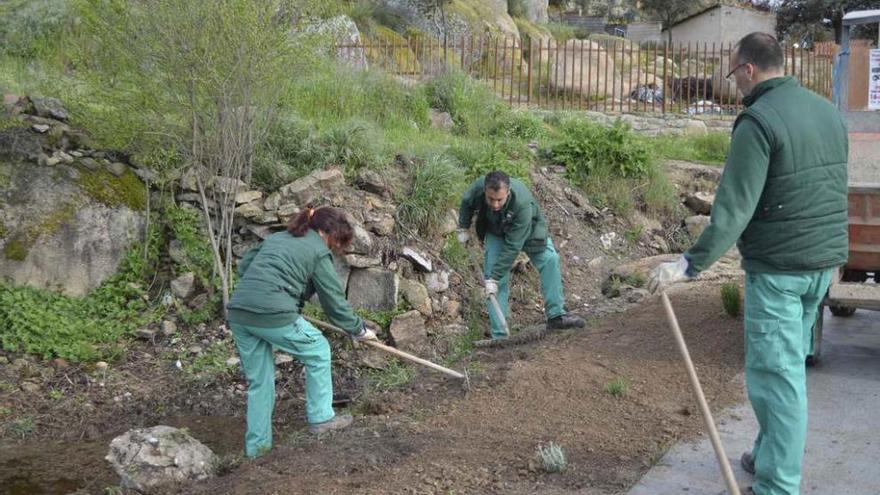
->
[366,359,415,391]
[721,283,741,317]
[76,167,147,210]
[395,154,464,236]
[604,377,630,397]
[647,132,730,164]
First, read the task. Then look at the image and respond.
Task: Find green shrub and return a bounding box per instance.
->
[313,119,385,174]
[165,205,215,284]
[489,108,546,141]
[604,377,630,396]
[446,139,531,183]
[396,154,464,236]
[552,118,651,182]
[367,359,414,391]
[0,225,163,362]
[535,442,567,473]
[721,283,741,317]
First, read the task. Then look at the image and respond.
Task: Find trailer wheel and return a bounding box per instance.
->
[829,305,857,317]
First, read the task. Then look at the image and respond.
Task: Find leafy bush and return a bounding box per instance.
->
[535,442,567,473]
[165,205,215,284]
[489,109,546,141]
[552,118,651,183]
[0,225,163,362]
[446,139,531,183]
[721,283,741,317]
[396,154,464,236]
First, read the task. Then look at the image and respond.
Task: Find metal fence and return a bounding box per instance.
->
[338,35,836,117]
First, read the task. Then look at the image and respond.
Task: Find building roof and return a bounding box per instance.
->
[842,10,880,26]
[663,2,774,31]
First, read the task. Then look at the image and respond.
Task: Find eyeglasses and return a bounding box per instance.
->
[726,63,749,80]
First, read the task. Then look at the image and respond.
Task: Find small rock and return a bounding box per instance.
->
[170,272,196,299]
[344,254,382,268]
[188,345,203,355]
[685,215,711,238]
[133,167,157,183]
[234,201,264,220]
[263,193,282,211]
[168,240,188,265]
[389,310,428,353]
[425,271,449,293]
[443,299,461,317]
[21,381,41,394]
[276,203,299,218]
[429,109,454,130]
[401,247,433,272]
[31,123,50,133]
[161,320,177,336]
[627,288,650,303]
[95,361,109,371]
[137,328,157,341]
[46,155,63,166]
[234,190,262,205]
[347,223,373,254]
[355,169,387,196]
[107,162,128,177]
[29,96,69,121]
[0,356,8,365]
[225,357,240,367]
[187,293,209,310]
[80,157,100,170]
[11,358,29,370]
[399,278,433,317]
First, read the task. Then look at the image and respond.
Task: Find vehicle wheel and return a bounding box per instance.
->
[829,305,857,317]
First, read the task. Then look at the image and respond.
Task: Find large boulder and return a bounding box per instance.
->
[303,15,368,69]
[277,168,345,207]
[380,0,519,40]
[106,425,217,493]
[389,310,428,353]
[0,129,147,296]
[522,0,549,24]
[545,40,615,99]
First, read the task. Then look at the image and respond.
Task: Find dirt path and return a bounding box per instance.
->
[164,282,745,495]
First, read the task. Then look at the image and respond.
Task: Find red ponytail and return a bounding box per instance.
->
[287,206,354,251]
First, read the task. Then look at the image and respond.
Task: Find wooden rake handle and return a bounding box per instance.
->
[302,316,465,380]
[661,292,741,495]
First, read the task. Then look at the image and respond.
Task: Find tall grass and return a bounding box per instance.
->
[395,154,464,236]
[647,132,730,165]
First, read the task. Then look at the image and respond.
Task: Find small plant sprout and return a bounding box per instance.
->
[604,377,630,397]
[720,283,741,317]
[535,442,567,473]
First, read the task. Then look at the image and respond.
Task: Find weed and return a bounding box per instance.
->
[625,273,646,288]
[441,233,470,274]
[624,225,645,244]
[535,442,567,473]
[604,377,630,397]
[396,154,463,236]
[5,416,35,438]
[312,119,385,174]
[356,307,407,332]
[188,340,237,380]
[367,359,415,391]
[553,118,651,182]
[103,487,124,495]
[48,388,63,400]
[447,139,533,183]
[424,70,505,137]
[213,453,244,476]
[720,283,741,317]
[165,204,216,287]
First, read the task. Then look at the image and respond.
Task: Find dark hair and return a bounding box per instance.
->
[485,171,510,192]
[287,206,354,251]
[735,32,784,71]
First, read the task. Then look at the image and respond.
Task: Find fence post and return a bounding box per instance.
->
[662,42,668,115]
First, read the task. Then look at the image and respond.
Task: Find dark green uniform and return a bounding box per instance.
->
[459,177,567,338]
[684,77,848,495]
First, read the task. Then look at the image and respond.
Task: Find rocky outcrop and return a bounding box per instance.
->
[304,15,368,69]
[0,108,148,297]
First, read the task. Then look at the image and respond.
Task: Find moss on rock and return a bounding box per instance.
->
[3,203,77,262]
[76,166,147,210]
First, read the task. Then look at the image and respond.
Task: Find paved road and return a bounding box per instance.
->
[628,307,880,495]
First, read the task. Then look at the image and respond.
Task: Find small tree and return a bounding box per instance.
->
[78,0,328,314]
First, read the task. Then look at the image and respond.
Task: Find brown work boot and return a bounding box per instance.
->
[547,314,585,330]
[308,414,352,434]
[741,451,755,475]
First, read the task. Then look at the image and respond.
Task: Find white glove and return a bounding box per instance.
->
[647,255,691,293]
[456,228,470,245]
[484,279,498,297]
[353,324,378,342]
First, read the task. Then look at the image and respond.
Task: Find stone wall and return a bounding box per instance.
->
[537,110,734,136]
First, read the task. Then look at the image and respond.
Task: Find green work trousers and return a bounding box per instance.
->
[744,269,833,495]
[484,235,566,339]
[230,318,334,458]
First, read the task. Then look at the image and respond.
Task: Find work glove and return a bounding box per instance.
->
[484,278,499,297]
[456,228,470,245]
[352,321,378,342]
[647,255,691,294]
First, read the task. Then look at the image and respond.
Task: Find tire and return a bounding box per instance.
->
[829,305,857,317]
